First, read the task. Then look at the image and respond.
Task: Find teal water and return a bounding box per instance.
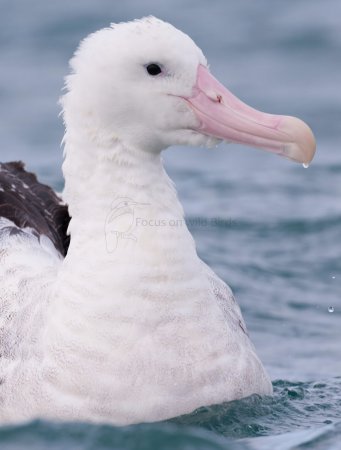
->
[0,0,340,448]
[0,380,340,449]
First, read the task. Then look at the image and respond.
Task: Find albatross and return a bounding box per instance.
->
[0,17,316,425]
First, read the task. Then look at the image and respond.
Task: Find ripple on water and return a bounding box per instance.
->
[171,378,341,439]
[0,379,340,449]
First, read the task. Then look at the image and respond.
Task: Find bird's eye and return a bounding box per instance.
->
[146,63,162,76]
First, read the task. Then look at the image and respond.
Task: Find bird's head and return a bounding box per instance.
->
[61,16,315,164]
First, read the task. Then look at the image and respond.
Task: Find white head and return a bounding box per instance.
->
[62,17,214,153]
[61,16,315,163]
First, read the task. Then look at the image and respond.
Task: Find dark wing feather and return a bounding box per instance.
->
[0,161,70,256]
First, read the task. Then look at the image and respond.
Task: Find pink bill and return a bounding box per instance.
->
[184,65,316,164]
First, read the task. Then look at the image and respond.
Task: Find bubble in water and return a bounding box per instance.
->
[303,163,309,169]
[328,306,334,313]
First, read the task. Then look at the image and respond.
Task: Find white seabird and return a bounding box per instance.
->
[0,17,316,425]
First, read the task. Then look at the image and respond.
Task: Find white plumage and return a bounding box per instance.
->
[0,16,316,425]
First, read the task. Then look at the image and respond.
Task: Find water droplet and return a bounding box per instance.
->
[328,306,334,313]
[303,163,309,169]
[332,276,336,279]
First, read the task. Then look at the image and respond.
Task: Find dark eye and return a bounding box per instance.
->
[146,63,162,76]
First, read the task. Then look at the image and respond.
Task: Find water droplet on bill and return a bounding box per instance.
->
[328,306,334,313]
[303,163,309,169]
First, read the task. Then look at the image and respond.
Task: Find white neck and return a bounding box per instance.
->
[58,135,202,298]
[64,136,187,245]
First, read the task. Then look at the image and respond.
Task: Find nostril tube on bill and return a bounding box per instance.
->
[206,90,222,103]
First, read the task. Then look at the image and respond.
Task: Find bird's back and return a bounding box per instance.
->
[0,161,70,256]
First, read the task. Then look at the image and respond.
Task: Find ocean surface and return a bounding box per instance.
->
[0,0,340,448]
